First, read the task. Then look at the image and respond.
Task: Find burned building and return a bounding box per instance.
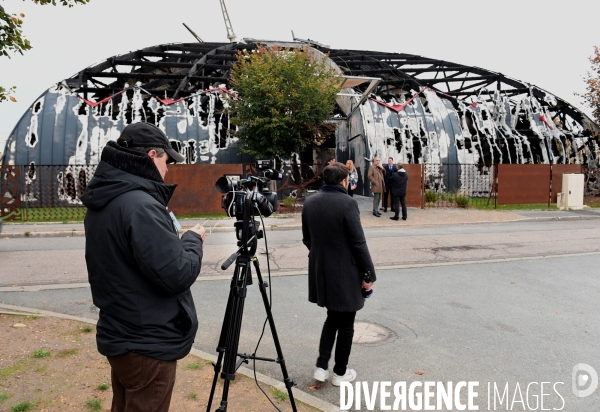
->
[2,40,599,198]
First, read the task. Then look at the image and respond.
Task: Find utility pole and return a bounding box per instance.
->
[219,0,237,43]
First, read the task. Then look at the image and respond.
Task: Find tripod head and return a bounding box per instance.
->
[220,197,264,272]
[234,219,262,255]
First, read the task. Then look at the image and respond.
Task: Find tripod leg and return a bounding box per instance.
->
[252,258,298,412]
[206,273,239,412]
[215,256,252,412]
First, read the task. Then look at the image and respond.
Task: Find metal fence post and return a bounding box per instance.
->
[421,164,425,209]
[494,164,498,209]
[548,164,552,209]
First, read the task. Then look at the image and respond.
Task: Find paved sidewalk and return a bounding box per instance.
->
[2,195,600,238]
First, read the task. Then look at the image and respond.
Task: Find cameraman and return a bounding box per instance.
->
[302,162,376,386]
[82,122,205,412]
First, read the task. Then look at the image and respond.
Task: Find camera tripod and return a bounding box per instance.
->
[206,205,297,412]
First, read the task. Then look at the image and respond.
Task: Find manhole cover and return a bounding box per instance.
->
[353,321,390,344]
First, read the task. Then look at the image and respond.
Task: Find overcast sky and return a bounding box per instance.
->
[1,0,598,150]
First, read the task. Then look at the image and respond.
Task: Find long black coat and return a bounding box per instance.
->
[389,169,409,197]
[302,184,376,312]
[82,142,203,361]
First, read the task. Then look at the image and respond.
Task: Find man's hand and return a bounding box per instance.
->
[362,280,373,291]
[188,224,206,244]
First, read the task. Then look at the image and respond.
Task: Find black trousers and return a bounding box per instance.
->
[383,182,392,209]
[392,195,407,219]
[316,310,356,376]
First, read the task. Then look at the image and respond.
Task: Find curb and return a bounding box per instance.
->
[0,219,521,238]
[519,215,600,222]
[2,231,86,238]
[0,224,301,239]
[0,302,338,412]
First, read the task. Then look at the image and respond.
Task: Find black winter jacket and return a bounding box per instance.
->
[81,141,203,361]
[389,169,409,197]
[302,184,376,312]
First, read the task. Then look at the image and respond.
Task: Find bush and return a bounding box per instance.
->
[282,197,295,209]
[425,190,439,203]
[439,192,453,201]
[455,195,470,208]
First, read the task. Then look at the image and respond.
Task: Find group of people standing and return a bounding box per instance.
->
[367,157,409,221]
[322,156,408,221]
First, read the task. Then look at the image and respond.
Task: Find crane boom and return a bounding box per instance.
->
[219,0,237,43]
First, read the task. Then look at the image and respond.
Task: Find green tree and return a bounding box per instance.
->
[0,0,91,102]
[582,45,600,124]
[228,45,339,159]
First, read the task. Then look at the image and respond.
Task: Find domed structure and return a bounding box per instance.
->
[2,40,599,198]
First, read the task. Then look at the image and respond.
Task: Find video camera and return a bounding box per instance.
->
[215,159,283,220]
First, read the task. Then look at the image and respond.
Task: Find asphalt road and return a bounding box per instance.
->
[3,219,600,287]
[1,253,598,411]
[1,219,600,410]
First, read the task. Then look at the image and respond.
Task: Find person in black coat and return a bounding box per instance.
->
[302,162,376,386]
[319,156,336,181]
[82,122,206,411]
[389,163,409,221]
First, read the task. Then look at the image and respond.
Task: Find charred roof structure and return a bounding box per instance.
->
[3,40,599,197]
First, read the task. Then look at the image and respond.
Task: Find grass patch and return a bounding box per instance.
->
[0,392,9,402]
[185,362,204,371]
[56,348,78,358]
[584,196,600,208]
[81,325,94,333]
[96,383,110,391]
[10,401,32,412]
[32,349,51,358]
[270,387,288,402]
[0,359,30,379]
[25,314,39,320]
[188,392,198,401]
[34,366,47,373]
[473,203,557,211]
[14,207,87,223]
[85,398,102,411]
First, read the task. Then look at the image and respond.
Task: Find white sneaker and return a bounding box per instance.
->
[313,367,329,382]
[332,368,357,386]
